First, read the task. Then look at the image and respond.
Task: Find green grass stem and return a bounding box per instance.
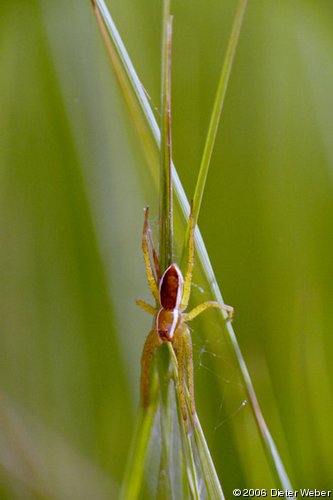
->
[190,0,248,234]
[168,343,224,499]
[119,375,158,499]
[159,2,173,270]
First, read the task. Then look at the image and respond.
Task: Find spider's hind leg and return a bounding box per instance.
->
[183,301,234,322]
[140,329,162,409]
[173,324,195,431]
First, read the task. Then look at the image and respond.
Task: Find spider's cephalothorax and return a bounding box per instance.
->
[136,207,233,429]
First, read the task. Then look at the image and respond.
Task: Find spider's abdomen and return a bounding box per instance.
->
[159,264,183,310]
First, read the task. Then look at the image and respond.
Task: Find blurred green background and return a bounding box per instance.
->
[1,0,333,498]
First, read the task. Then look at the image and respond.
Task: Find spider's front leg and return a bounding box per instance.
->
[173,323,195,430]
[142,207,160,303]
[136,210,159,321]
[178,204,234,323]
[180,205,195,311]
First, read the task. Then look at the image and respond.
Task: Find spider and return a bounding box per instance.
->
[136,206,233,428]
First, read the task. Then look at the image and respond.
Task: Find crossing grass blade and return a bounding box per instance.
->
[190,0,248,233]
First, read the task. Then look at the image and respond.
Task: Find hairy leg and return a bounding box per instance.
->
[140,329,161,409]
[172,327,187,427]
[142,207,160,303]
[148,221,160,281]
[180,204,195,311]
[182,324,195,419]
[183,301,234,322]
[136,299,157,315]
[173,323,196,430]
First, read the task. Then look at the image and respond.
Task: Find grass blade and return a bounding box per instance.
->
[159,2,173,270]
[90,0,159,177]
[191,0,248,230]
[168,344,224,499]
[119,376,158,499]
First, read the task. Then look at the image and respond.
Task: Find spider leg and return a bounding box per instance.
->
[180,204,195,311]
[148,223,161,281]
[183,301,234,322]
[182,324,195,420]
[173,324,195,430]
[173,326,187,428]
[136,299,158,315]
[140,329,162,409]
[142,207,160,303]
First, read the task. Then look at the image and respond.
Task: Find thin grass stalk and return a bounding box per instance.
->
[158,6,179,495]
[192,414,225,499]
[168,343,224,500]
[159,3,173,270]
[119,374,158,499]
[157,388,173,498]
[91,0,294,493]
[181,425,201,499]
[166,347,201,500]
[90,0,159,178]
[189,0,248,235]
